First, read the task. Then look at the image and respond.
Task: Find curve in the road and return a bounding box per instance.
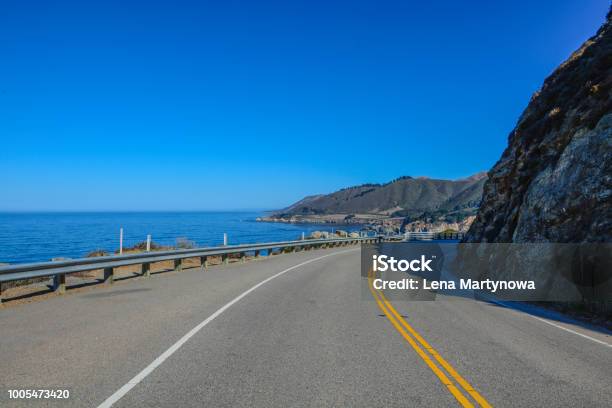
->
[97,249,358,408]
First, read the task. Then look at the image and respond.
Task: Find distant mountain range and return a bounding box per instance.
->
[272,172,487,223]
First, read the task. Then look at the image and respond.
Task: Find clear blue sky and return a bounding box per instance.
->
[1,0,609,211]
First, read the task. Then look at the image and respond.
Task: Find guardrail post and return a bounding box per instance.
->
[268,248,274,256]
[222,254,229,264]
[255,250,261,259]
[142,262,151,277]
[200,256,208,270]
[240,252,246,263]
[119,228,123,255]
[103,267,114,284]
[174,259,182,272]
[53,273,66,294]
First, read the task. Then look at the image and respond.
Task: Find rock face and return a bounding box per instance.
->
[465,11,612,243]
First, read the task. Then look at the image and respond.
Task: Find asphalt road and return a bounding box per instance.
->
[0,246,610,407]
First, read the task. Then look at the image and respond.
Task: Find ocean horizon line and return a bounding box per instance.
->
[0,209,276,214]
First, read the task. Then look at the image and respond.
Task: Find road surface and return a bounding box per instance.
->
[0,247,610,407]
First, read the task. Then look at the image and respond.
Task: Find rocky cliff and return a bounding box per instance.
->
[464,11,612,244]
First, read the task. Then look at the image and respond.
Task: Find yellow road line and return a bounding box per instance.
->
[376,288,492,408]
[368,270,475,408]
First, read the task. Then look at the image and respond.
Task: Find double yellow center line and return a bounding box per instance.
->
[368,269,492,408]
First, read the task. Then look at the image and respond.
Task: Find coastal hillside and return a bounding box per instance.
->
[267,172,487,225]
[464,10,611,243]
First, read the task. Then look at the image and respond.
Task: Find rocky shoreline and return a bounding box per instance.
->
[257,214,476,234]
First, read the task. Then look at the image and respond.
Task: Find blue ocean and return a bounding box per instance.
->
[0,212,362,264]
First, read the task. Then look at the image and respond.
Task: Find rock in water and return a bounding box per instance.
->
[465,10,612,243]
[309,231,323,239]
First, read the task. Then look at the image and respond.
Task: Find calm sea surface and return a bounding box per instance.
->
[0,212,362,264]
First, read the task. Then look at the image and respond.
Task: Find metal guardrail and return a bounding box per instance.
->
[405,231,465,240]
[383,232,465,241]
[0,236,377,303]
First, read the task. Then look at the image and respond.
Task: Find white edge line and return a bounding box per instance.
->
[488,298,612,348]
[530,315,612,348]
[97,248,358,408]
